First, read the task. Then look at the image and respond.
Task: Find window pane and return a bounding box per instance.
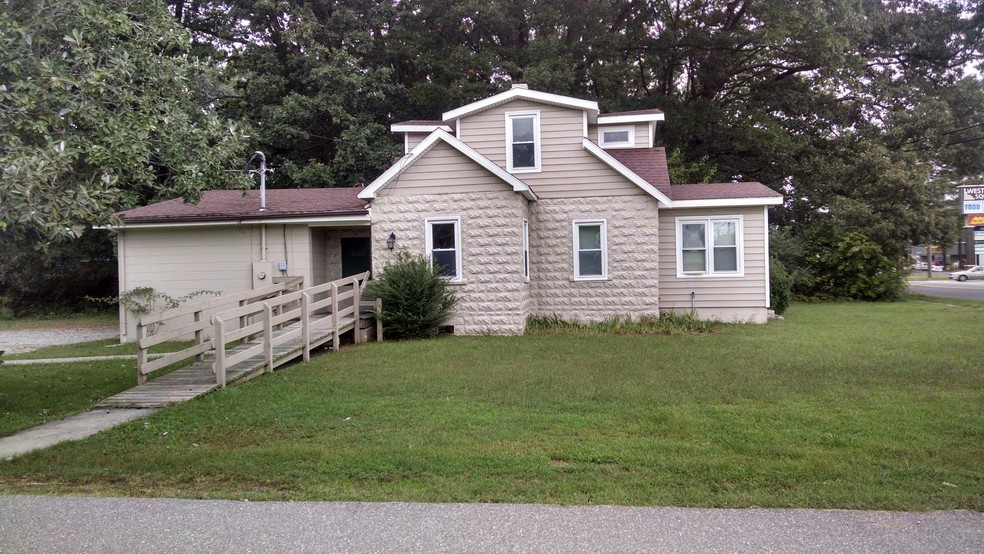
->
[512,143,535,168]
[431,223,456,249]
[713,221,737,246]
[512,117,534,142]
[714,247,738,272]
[432,250,457,277]
[578,225,601,250]
[579,251,603,276]
[604,131,629,143]
[682,223,706,249]
[682,250,706,272]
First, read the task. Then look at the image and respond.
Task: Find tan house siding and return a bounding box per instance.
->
[458,99,641,198]
[118,224,306,339]
[385,140,514,196]
[529,195,661,321]
[116,223,372,340]
[371,190,530,334]
[658,206,769,323]
[406,132,429,152]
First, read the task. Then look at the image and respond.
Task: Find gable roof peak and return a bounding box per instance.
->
[442,87,599,122]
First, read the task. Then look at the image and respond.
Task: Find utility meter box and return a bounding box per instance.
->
[252,261,274,289]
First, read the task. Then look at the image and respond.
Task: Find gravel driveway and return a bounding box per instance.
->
[0,325,118,355]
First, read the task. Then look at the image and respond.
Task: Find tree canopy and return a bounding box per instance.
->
[0,0,249,243]
[1,0,982,310]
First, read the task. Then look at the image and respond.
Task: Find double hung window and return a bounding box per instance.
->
[677,217,743,277]
[506,112,540,172]
[426,217,462,280]
[573,220,607,280]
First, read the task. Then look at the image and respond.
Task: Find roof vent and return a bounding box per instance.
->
[511,83,529,90]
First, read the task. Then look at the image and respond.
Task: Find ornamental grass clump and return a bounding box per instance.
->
[364,252,457,340]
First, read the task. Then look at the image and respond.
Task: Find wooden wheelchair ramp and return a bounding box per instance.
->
[97,273,379,409]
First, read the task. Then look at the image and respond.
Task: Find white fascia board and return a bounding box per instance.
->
[101,214,371,231]
[581,138,672,206]
[360,129,538,201]
[391,124,453,133]
[671,197,784,208]
[442,88,599,121]
[597,113,665,124]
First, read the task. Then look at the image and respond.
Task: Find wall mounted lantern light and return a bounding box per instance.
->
[386,232,396,250]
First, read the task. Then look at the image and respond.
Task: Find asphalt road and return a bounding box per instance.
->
[1,496,982,553]
[908,278,984,301]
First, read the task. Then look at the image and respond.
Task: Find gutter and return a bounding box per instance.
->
[96,213,371,231]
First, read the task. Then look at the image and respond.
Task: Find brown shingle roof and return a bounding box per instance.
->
[115,188,368,224]
[671,182,782,201]
[393,119,450,126]
[606,147,781,202]
[607,148,672,197]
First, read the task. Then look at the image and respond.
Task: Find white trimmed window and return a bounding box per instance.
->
[598,125,635,148]
[676,216,744,277]
[426,217,462,280]
[506,112,540,173]
[523,219,530,281]
[573,220,607,280]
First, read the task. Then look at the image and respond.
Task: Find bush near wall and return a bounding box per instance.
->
[364,253,457,340]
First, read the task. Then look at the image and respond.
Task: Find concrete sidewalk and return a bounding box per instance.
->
[1,353,166,366]
[0,496,980,553]
[0,409,156,460]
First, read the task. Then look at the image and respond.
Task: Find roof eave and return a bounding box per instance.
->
[103,212,371,230]
[597,113,665,124]
[442,88,599,121]
[670,197,784,208]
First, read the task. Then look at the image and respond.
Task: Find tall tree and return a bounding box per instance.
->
[0,0,250,243]
[168,0,403,188]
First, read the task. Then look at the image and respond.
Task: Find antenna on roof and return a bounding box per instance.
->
[245,151,269,211]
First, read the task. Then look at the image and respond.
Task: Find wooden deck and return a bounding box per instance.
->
[97,314,356,409]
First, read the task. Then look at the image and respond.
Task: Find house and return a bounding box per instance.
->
[362,84,782,333]
[108,84,781,340]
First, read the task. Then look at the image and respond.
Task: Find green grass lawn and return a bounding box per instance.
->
[0,359,139,437]
[1,299,981,510]
[1,340,196,436]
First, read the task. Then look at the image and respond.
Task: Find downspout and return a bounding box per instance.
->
[260,224,267,262]
[115,228,127,343]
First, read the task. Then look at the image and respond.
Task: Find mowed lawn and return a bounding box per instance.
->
[1,299,981,510]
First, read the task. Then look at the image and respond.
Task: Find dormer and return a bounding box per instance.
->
[391,120,453,153]
[593,109,665,149]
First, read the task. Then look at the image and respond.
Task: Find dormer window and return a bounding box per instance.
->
[506,112,540,173]
[598,125,635,148]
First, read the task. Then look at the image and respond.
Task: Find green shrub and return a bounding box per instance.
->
[364,252,457,340]
[769,257,793,315]
[813,232,906,301]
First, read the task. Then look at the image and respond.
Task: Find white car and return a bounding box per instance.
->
[948,266,984,281]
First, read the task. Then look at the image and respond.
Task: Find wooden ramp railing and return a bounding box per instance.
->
[135,277,303,385]
[133,272,379,387]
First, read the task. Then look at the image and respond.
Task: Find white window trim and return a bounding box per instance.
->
[523,218,530,282]
[572,219,608,281]
[598,125,635,148]
[675,215,745,278]
[505,111,541,173]
[425,216,463,281]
